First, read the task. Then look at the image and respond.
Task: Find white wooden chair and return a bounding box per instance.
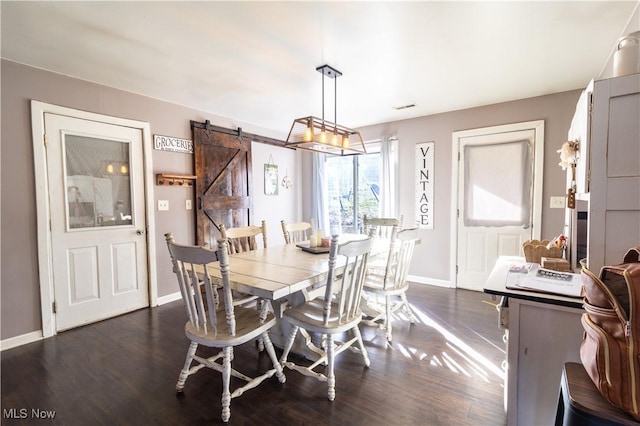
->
[219,220,267,254]
[362,215,402,275]
[165,233,285,423]
[219,220,270,348]
[281,219,313,244]
[361,227,419,342]
[362,215,403,238]
[279,235,373,401]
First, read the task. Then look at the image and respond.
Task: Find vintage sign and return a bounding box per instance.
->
[415,142,434,229]
[153,135,193,154]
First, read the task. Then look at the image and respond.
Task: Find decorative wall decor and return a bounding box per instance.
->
[153,134,194,154]
[281,169,293,189]
[415,142,434,229]
[264,155,278,195]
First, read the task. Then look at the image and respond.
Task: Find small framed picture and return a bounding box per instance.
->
[264,163,278,195]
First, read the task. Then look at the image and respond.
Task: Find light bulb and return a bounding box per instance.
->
[342,134,350,149]
[120,163,128,174]
[106,163,114,174]
[304,120,314,142]
[320,126,327,144]
[332,131,339,146]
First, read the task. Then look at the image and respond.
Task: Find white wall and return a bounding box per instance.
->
[251,141,303,246]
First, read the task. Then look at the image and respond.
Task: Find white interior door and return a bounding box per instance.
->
[46,113,148,331]
[454,122,543,290]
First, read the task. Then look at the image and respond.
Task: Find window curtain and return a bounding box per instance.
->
[379,136,399,220]
[463,140,532,227]
[312,152,330,234]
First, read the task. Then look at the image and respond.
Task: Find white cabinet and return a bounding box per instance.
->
[567,73,640,272]
[484,257,585,426]
[507,298,583,426]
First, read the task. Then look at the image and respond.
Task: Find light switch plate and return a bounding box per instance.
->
[550,196,566,209]
[185,199,192,210]
[158,200,169,211]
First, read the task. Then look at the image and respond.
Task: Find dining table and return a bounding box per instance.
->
[203,234,390,358]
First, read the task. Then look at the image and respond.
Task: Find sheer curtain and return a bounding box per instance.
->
[312,152,330,234]
[379,136,399,219]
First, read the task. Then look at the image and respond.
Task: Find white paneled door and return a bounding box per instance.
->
[453,121,544,291]
[45,113,148,331]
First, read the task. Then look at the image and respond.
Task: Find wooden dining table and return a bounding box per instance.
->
[203,234,389,357]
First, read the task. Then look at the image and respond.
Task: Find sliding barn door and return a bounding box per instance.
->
[193,122,253,247]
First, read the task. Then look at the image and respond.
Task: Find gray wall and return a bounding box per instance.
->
[0,53,621,343]
[356,91,581,281]
[0,60,299,341]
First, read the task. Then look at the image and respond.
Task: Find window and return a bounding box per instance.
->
[326,144,381,233]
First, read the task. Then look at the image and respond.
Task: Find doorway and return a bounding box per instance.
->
[31,102,157,337]
[451,121,544,290]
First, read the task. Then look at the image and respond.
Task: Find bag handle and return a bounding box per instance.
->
[623,247,640,264]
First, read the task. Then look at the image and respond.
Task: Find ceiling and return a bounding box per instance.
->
[2,1,638,137]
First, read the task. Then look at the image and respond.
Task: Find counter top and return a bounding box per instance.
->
[483,256,584,310]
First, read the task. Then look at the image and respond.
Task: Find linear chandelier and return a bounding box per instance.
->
[285,64,366,156]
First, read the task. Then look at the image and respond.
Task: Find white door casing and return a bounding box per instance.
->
[451,121,544,290]
[31,101,157,337]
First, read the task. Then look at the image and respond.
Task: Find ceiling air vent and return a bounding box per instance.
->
[393,103,416,110]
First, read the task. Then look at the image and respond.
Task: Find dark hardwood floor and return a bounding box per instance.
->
[2,285,507,425]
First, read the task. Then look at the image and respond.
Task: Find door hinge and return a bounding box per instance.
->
[44,133,48,148]
[457,209,459,218]
[52,301,57,314]
[456,265,459,274]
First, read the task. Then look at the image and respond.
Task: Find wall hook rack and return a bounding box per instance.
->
[156,173,196,187]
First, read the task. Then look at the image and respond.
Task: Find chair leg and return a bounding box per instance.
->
[256,299,268,352]
[176,341,198,392]
[385,295,393,342]
[353,326,371,367]
[279,325,299,364]
[261,331,286,383]
[401,293,416,324]
[325,334,336,401]
[221,346,232,423]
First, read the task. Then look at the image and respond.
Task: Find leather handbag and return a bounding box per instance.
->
[580,247,640,420]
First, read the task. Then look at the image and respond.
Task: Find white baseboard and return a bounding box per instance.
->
[157,291,182,305]
[1,330,43,352]
[407,275,452,288]
[2,294,181,351]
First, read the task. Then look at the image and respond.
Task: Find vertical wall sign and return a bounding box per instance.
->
[415,142,434,229]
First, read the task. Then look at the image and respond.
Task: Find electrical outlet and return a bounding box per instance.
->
[158,200,169,211]
[185,199,192,210]
[550,196,566,209]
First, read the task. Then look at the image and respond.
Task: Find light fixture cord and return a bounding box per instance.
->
[334,73,337,124]
[322,70,325,122]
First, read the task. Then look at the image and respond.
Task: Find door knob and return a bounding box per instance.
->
[522,224,530,229]
[136,229,145,235]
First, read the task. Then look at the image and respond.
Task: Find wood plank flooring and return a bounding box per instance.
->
[1,285,507,425]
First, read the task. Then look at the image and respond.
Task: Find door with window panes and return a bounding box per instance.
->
[46,113,148,331]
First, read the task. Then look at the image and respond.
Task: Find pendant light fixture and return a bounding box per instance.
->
[285,64,366,156]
